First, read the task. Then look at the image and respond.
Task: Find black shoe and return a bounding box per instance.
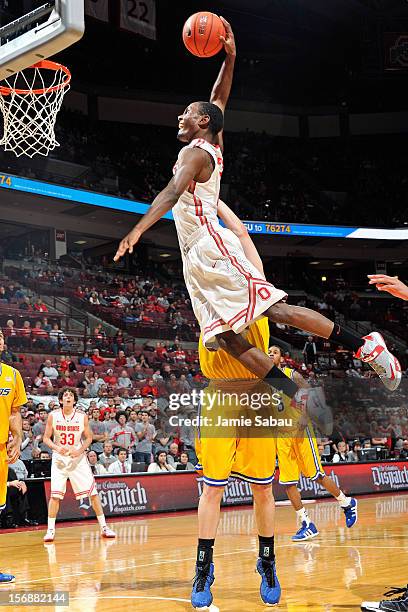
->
[361,585,408,611]
[20,518,39,527]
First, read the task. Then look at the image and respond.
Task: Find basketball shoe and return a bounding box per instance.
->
[355,332,401,391]
[191,562,215,609]
[0,573,15,583]
[256,558,281,606]
[101,526,116,539]
[343,498,358,528]
[292,521,319,542]
[43,529,55,543]
[361,585,408,610]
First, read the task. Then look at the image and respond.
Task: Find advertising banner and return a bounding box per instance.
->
[44,462,408,521]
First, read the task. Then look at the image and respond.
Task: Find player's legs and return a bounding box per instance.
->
[192,483,224,608]
[315,475,358,528]
[198,484,224,539]
[217,330,299,398]
[252,484,281,606]
[264,302,400,390]
[90,494,115,538]
[0,445,15,583]
[44,497,60,542]
[285,484,319,542]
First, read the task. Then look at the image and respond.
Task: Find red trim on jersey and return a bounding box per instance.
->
[62,408,76,422]
[205,222,279,328]
[74,482,96,499]
[228,308,248,327]
[203,318,226,334]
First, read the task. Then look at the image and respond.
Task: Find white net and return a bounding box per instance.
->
[0,62,70,158]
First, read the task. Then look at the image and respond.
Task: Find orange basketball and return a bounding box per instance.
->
[182,12,226,58]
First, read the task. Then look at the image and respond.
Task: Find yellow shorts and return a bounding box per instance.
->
[195,436,277,487]
[0,444,7,510]
[277,425,325,485]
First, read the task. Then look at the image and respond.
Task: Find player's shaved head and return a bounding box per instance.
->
[197,101,224,135]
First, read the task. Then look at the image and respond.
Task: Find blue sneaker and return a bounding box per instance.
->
[256,558,281,606]
[191,562,215,609]
[292,521,319,542]
[0,573,15,583]
[343,498,358,528]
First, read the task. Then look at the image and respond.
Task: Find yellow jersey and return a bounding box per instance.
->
[199,317,269,379]
[0,363,27,444]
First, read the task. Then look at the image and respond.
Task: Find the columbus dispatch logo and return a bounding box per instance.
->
[79,480,148,513]
[371,464,408,490]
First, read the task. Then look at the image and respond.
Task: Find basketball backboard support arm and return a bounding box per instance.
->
[0,1,84,81]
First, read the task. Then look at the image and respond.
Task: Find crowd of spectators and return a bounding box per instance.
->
[3,110,407,227]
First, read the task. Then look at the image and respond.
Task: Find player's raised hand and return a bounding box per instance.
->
[367,274,408,300]
[113,227,142,262]
[219,17,236,56]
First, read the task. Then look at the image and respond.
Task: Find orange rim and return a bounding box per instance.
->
[0,60,71,96]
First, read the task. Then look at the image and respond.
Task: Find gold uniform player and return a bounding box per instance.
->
[194,316,283,608]
[269,345,358,541]
[0,329,28,583]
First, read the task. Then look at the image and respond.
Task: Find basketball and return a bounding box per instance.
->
[182,12,226,58]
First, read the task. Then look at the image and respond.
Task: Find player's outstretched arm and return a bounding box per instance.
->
[210,17,236,113]
[114,147,208,262]
[367,274,408,300]
[217,200,264,277]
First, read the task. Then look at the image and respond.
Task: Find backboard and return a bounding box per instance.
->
[0,1,84,81]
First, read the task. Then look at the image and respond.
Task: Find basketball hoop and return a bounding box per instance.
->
[0,60,71,158]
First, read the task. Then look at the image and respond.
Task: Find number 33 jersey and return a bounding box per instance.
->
[51,409,85,454]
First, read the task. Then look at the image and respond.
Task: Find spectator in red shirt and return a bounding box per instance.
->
[74,286,85,298]
[141,379,159,398]
[104,368,118,386]
[92,349,105,365]
[33,298,48,313]
[58,371,75,388]
[155,342,169,362]
[31,320,48,348]
[114,350,127,368]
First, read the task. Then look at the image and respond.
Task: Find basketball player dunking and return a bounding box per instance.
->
[42,387,115,542]
[114,19,400,406]
[0,329,27,583]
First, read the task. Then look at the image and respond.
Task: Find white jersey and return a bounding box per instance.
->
[172,138,223,249]
[49,408,96,501]
[172,137,287,349]
[51,409,85,453]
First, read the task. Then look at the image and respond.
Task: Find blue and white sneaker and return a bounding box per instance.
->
[0,573,15,583]
[361,584,408,610]
[256,558,281,606]
[292,521,319,542]
[343,498,358,528]
[191,562,215,609]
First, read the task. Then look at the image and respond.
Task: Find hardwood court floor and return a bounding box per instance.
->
[2,493,408,611]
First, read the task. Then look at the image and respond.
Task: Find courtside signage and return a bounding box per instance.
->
[1,173,407,240]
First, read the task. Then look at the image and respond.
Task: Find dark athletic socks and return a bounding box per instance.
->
[197,538,215,569]
[259,535,275,562]
[265,365,298,398]
[329,324,364,354]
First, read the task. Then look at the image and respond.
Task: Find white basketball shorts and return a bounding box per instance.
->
[50,453,97,500]
[182,223,287,348]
